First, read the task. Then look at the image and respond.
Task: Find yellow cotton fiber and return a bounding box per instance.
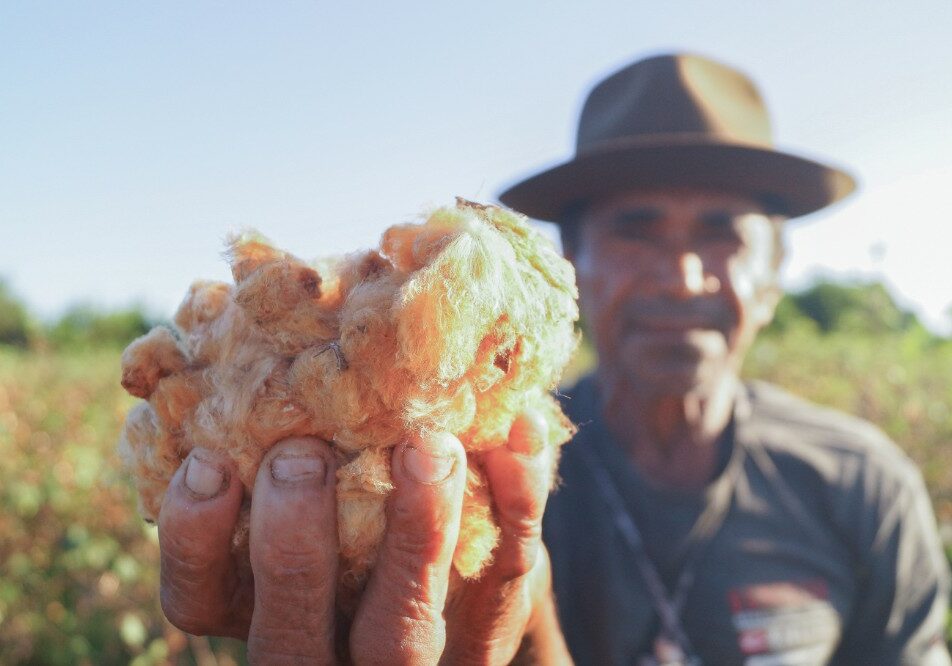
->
[118,199,579,602]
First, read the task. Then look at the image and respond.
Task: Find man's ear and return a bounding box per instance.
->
[561,242,576,264]
[558,230,577,264]
[752,284,782,329]
[556,206,586,263]
[752,216,786,329]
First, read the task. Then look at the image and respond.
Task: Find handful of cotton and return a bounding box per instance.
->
[118,199,578,603]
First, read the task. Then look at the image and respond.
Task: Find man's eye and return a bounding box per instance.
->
[612,224,654,242]
[610,211,660,241]
[698,212,741,241]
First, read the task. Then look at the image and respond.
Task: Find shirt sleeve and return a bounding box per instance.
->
[834,451,951,665]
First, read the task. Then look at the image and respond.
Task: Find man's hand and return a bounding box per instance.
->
[156,411,570,664]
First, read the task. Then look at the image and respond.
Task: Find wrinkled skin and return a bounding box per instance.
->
[157,410,570,665]
[570,188,782,490]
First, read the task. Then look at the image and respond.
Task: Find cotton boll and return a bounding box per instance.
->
[173,281,231,336]
[120,327,188,399]
[232,244,339,355]
[118,402,183,521]
[246,360,314,447]
[118,199,579,610]
[337,446,394,577]
[226,234,286,283]
[150,369,205,431]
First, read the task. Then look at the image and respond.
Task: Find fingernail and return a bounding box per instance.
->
[508,410,549,456]
[184,454,227,498]
[271,453,326,484]
[403,446,455,485]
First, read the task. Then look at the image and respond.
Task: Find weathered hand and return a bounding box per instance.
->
[156,411,570,664]
[439,412,570,665]
[157,436,338,661]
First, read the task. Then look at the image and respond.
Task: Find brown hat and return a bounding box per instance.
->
[498,53,856,222]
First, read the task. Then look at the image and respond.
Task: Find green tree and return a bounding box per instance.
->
[765,280,918,336]
[0,280,33,347]
[47,305,156,351]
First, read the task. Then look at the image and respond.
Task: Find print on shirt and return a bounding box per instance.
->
[729,579,839,665]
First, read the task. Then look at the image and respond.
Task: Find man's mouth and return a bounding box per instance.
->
[617,317,730,364]
[624,318,719,334]
[619,300,733,337]
[620,311,729,339]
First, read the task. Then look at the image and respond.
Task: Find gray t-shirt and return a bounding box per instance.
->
[544,376,951,665]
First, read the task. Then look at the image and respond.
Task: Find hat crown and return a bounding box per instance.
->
[497,52,855,222]
[576,54,773,153]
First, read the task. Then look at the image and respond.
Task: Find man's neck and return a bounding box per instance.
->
[600,374,738,493]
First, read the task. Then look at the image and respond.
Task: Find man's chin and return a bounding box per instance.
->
[614,343,729,395]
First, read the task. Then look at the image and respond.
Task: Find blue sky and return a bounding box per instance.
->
[2,1,951,331]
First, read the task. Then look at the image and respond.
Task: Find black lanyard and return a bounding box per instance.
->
[575,438,741,665]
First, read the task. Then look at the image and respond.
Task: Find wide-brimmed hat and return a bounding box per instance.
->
[498,53,856,222]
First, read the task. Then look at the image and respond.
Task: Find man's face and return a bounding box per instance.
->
[570,188,782,399]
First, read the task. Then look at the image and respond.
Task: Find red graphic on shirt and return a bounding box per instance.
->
[728,579,833,657]
[728,579,828,615]
[738,628,768,654]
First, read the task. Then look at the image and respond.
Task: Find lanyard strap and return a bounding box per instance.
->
[576,440,740,662]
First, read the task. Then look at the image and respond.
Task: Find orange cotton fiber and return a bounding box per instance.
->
[118,199,579,597]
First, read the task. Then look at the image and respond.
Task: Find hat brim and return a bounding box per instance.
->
[497,137,856,222]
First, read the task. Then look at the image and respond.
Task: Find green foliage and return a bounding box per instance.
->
[47,305,156,351]
[752,281,952,541]
[0,281,34,348]
[0,349,246,664]
[1,286,157,352]
[768,280,918,335]
[745,321,952,514]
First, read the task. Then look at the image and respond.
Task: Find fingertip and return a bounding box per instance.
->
[385,433,467,556]
[183,447,236,499]
[508,409,549,456]
[159,448,242,557]
[350,433,465,664]
[378,432,468,577]
[251,437,336,533]
[413,430,466,459]
[482,441,550,514]
[157,447,244,638]
[398,431,466,486]
[258,436,335,488]
[482,417,553,580]
[248,436,338,663]
[161,447,241,526]
[249,437,337,580]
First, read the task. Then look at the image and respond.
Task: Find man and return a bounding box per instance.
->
[498,53,951,664]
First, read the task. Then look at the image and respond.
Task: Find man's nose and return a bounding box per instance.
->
[655,251,708,298]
